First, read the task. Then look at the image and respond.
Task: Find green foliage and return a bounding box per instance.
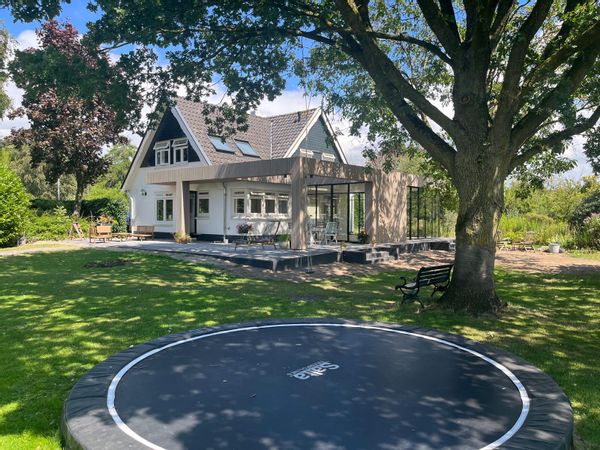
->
[569,190,600,229]
[571,215,600,250]
[95,143,136,189]
[0,23,11,116]
[25,205,71,241]
[0,165,30,246]
[30,193,128,233]
[499,213,573,247]
[0,141,77,199]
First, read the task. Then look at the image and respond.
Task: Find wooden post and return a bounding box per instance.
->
[291,158,308,250]
[175,180,190,235]
[365,179,376,243]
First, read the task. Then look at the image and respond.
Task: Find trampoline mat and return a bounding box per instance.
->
[111,323,526,450]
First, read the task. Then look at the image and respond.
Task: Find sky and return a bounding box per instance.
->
[0,3,594,178]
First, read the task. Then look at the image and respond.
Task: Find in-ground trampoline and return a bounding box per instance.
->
[63,320,573,450]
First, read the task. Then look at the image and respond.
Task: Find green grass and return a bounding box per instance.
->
[0,249,599,449]
[568,250,600,261]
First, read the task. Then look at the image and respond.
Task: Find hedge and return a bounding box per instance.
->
[0,166,30,247]
[30,197,128,233]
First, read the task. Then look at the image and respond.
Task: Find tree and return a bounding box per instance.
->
[0,141,77,199]
[0,165,30,247]
[4,1,600,313]
[8,21,126,215]
[96,143,136,189]
[0,23,11,116]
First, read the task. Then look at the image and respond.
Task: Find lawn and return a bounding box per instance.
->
[0,249,598,449]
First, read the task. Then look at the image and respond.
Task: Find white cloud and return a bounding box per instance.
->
[15,29,38,51]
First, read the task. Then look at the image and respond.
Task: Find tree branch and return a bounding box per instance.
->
[522,20,600,94]
[415,0,462,58]
[370,31,452,65]
[509,105,600,170]
[492,0,554,146]
[489,0,516,49]
[333,0,457,173]
[511,44,600,149]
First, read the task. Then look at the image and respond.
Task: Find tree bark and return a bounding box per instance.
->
[441,152,506,314]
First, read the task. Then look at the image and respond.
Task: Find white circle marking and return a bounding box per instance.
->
[107,323,530,450]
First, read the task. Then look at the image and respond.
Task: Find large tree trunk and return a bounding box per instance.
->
[441,153,507,314]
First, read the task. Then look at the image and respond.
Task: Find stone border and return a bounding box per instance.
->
[62,319,573,450]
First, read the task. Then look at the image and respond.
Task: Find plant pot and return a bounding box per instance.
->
[548,243,560,254]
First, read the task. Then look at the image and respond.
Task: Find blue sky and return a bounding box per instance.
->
[0,3,594,178]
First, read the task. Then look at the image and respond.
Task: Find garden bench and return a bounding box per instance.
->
[234,221,281,250]
[395,264,453,308]
[89,225,113,243]
[131,225,155,240]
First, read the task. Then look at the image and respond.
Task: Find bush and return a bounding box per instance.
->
[499,213,573,246]
[572,215,600,250]
[30,192,128,233]
[0,165,30,247]
[569,190,600,229]
[25,206,72,241]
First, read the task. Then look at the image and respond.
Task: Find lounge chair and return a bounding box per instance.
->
[323,221,338,244]
[234,221,281,250]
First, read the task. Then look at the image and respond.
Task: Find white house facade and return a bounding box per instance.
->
[122,98,425,249]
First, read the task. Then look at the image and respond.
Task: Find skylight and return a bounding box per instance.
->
[235,140,259,157]
[208,135,233,153]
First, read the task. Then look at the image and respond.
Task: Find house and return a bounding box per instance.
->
[121,98,426,249]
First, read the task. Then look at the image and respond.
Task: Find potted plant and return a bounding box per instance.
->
[357,230,369,244]
[173,232,192,244]
[237,223,253,235]
[277,233,291,249]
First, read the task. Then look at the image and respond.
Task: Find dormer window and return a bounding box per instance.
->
[322,153,336,162]
[172,138,189,164]
[154,141,170,166]
[235,140,259,157]
[208,135,234,153]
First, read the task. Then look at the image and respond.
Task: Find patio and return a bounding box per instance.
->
[98,237,455,271]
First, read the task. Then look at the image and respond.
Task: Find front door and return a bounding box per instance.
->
[189,191,197,235]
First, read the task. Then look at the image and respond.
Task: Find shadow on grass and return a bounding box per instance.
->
[0,249,598,448]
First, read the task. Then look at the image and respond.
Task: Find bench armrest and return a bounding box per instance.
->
[395,277,408,290]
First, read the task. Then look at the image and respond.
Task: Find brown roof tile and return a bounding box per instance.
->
[175,98,319,164]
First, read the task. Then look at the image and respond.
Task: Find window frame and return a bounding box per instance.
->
[155,192,174,223]
[172,138,189,165]
[154,141,170,166]
[234,139,259,157]
[208,135,234,153]
[197,192,210,218]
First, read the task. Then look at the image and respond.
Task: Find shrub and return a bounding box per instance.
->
[499,213,573,246]
[572,215,600,250]
[0,165,30,247]
[30,192,128,233]
[25,206,72,241]
[569,190,600,229]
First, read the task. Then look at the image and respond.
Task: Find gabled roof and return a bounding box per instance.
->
[270,109,320,158]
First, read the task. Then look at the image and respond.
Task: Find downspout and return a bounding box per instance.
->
[222,182,228,243]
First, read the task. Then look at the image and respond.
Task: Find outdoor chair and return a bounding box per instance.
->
[516,231,535,251]
[323,221,338,244]
[495,230,512,251]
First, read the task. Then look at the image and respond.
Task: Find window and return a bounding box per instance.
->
[156,193,174,222]
[299,148,314,158]
[197,192,209,217]
[235,140,259,157]
[278,198,289,215]
[172,138,189,164]
[154,141,170,166]
[322,153,336,162]
[208,135,233,153]
[250,197,262,214]
[265,197,276,214]
[235,198,245,214]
